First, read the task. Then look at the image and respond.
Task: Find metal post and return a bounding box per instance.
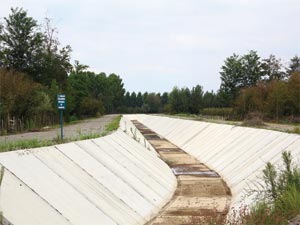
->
[60,109,64,139]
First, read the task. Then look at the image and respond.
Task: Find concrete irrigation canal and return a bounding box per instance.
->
[0,114,300,224]
[131,120,231,224]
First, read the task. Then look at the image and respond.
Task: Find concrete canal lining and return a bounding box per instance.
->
[0,130,176,225]
[130,120,231,224]
[2,114,299,224]
[121,114,300,211]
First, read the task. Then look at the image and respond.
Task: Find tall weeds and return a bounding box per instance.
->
[200,151,300,225]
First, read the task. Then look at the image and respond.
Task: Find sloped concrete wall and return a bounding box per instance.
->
[122,115,300,209]
[0,130,176,225]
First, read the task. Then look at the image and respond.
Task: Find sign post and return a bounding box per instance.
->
[57,94,66,140]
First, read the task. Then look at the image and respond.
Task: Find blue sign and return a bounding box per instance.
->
[57,94,66,110]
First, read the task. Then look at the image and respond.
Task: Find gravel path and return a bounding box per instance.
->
[0,114,119,143]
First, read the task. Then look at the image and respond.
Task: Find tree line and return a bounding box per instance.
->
[219,51,300,121]
[0,8,125,133]
[1,8,300,134]
[121,51,300,121]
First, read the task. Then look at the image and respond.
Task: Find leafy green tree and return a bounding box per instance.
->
[0,69,40,117]
[124,92,131,108]
[262,55,286,81]
[287,55,300,75]
[202,91,217,108]
[241,50,264,86]
[104,74,125,113]
[169,87,190,113]
[68,71,90,116]
[234,83,267,117]
[161,92,169,106]
[130,92,137,107]
[146,93,161,113]
[25,89,54,125]
[79,97,104,117]
[0,8,43,77]
[143,92,149,104]
[190,85,203,114]
[0,9,72,88]
[37,17,72,87]
[136,92,143,107]
[219,51,263,106]
[266,80,290,120]
[73,60,89,74]
[219,54,244,105]
[287,72,300,115]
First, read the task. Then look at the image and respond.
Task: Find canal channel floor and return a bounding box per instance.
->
[131,120,231,225]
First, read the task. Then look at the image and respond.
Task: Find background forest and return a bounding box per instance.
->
[1,8,300,134]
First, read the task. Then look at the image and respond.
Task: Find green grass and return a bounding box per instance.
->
[101,115,122,136]
[0,139,53,152]
[0,115,122,152]
[292,126,300,134]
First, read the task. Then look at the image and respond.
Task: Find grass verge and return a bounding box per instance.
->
[0,115,122,152]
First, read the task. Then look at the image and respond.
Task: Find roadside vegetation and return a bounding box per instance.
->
[245,151,300,224]
[193,151,300,225]
[0,115,121,152]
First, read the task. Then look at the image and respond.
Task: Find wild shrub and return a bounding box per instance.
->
[238,151,300,224]
[200,151,300,225]
[242,112,265,127]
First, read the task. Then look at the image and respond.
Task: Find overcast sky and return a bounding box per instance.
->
[1,0,300,93]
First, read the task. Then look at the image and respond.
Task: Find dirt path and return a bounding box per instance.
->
[0,115,118,143]
[132,120,231,225]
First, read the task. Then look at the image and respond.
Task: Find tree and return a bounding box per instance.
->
[0,8,43,76]
[37,17,72,87]
[136,92,143,107]
[0,9,72,87]
[161,92,169,106]
[73,60,89,74]
[104,73,125,113]
[124,92,131,108]
[287,72,300,115]
[79,97,104,117]
[169,87,190,113]
[130,92,137,107]
[0,69,36,117]
[241,50,264,86]
[234,83,267,117]
[202,91,217,108]
[262,55,286,81]
[287,55,300,75]
[146,93,161,113]
[190,85,203,114]
[266,80,290,120]
[219,51,263,106]
[68,71,91,116]
[219,54,244,106]
[0,68,55,129]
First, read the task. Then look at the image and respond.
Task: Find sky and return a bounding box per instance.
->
[1,0,300,93]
